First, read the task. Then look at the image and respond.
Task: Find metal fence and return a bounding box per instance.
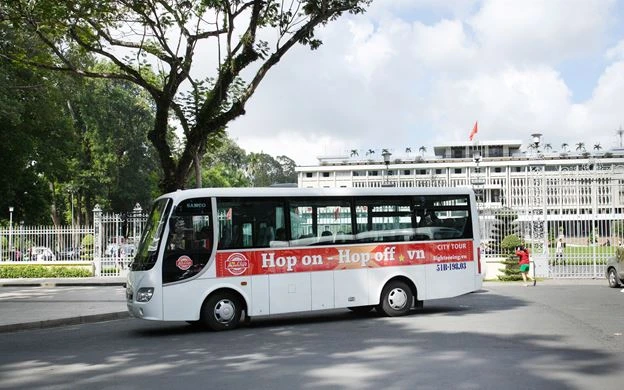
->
[1,203,148,277]
[0,225,94,262]
[2,182,624,280]
[479,206,622,279]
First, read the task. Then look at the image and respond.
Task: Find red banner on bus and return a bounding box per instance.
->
[216,240,473,277]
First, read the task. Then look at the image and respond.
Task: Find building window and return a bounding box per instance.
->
[352,171,360,177]
[454,168,462,174]
[493,167,505,173]
[452,148,465,158]
[435,169,443,175]
[387,170,395,176]
[322,172,330,178]
[491,189,501,202]
[514,167,524,173]
[403,169,412,175]
[416,169,427,175]
[489,146,503,157]
[305,172,313,178]
[368,171,379,176]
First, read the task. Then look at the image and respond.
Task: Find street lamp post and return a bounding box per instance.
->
[381,150,393,187]
[8,207,14,259]
[471,150,485,206]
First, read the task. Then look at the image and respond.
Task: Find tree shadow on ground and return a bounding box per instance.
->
[1,288,620,389]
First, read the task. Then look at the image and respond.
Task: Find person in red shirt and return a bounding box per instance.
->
[516,245,536,286]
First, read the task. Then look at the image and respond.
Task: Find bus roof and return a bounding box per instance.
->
[156,186,476,203]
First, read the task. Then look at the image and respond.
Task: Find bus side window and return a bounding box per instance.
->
[217,198,286,250]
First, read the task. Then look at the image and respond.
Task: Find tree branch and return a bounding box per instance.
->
[68,27,162,99]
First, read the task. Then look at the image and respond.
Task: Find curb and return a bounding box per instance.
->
[0,281,126,287]
[0,311,131,334]
[0,278,126,287]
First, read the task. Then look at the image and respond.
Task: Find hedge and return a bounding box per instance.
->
[0,264,93,278]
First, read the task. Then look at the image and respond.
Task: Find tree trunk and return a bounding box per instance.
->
[148,99,179,193]
[49,182,61,227]
[194,153,202,188]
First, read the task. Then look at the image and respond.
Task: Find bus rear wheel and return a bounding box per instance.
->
[378,281,413,317]
[201,292,242,331]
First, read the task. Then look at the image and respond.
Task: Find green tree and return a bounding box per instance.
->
[3,0,372,192]
[63,76,161,214]
[276,155,297,184]
[498,234,523,281]
[246,152,289,187]
[196,133,251,188]
[0,28,76,224]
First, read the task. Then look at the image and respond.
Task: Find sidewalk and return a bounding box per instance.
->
[0,277,611,333]
[0,277,128,333]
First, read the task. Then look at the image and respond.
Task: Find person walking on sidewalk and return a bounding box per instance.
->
[516,245,536,286]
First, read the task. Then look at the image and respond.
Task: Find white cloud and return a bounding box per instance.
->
[411,19,477,72]
[227,0,624,164]
[606,39,624,62]
[470,0,614,64]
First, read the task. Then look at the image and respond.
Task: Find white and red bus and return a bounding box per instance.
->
[126,187,482,330]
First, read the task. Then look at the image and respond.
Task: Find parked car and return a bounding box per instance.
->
[105,243,136,257]
[28,246,57,261]
[57,247,81,260]
[605,256,623,288]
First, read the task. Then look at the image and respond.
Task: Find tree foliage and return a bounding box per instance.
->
[191,134,297,187]
[0,25,162,223]
[0,27,75,223]
[2,0,372,192]
[498,233,524,282]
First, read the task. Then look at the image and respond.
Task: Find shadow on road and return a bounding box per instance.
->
[0,288,619,390]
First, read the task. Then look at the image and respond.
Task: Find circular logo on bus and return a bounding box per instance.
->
[225,253,249,276]
[176,255,193,271]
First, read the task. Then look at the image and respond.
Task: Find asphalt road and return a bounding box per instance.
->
[0,282,622,390]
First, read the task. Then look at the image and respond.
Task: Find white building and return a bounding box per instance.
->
[296,137,624,279]
[296,138,624,215]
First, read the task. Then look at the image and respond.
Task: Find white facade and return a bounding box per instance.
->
[296,140,624,216]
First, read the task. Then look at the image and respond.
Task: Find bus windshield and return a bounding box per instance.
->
[131,198,171,271]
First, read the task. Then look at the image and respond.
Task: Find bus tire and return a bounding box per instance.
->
[201,292,242,331]
[378,281,412,317]
[347,305,374,314]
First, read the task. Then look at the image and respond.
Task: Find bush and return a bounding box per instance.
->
[0,265,92,278]
[81,234,95,260]
[617,247,624,263]
[501,234,523,253]
[497,234,524,281]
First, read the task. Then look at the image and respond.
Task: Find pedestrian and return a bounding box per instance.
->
[555,238,564,264]
[516,245,536,287]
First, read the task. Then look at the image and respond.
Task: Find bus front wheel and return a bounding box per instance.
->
[201,292,242,331]
[378,281,413,317]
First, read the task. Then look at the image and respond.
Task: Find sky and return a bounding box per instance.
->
[225,0,624,166]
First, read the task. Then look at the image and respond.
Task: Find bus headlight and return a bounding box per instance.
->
[136,287,154,302]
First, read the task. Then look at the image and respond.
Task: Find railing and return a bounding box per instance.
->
[1,203,148,277]
[479,206,621,279]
